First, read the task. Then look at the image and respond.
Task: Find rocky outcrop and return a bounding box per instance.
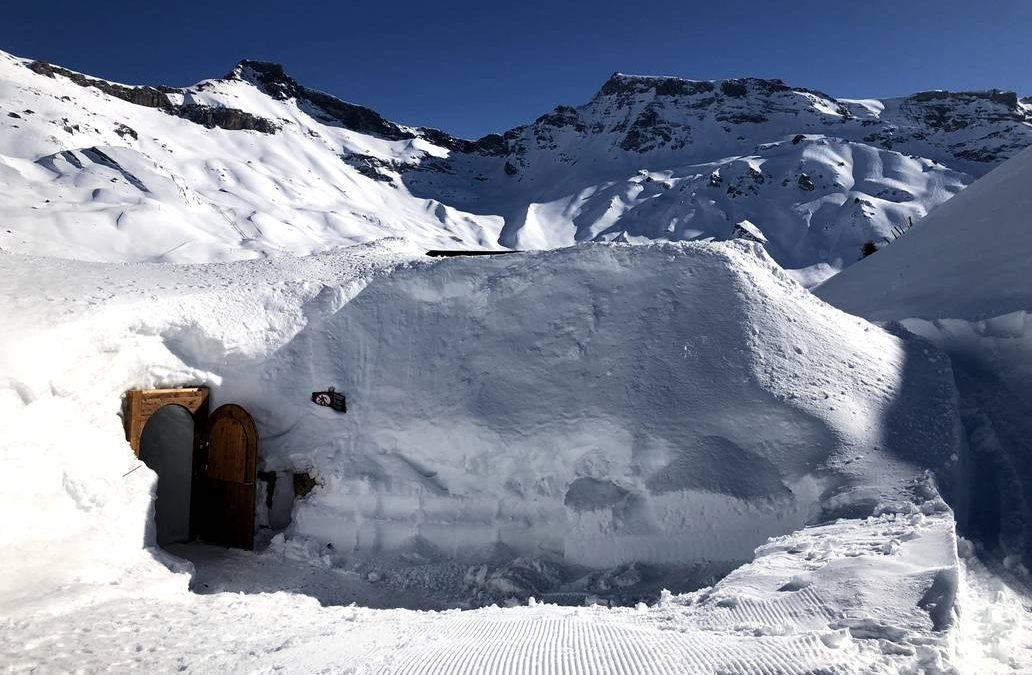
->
[27,60,277,134]
[229,60,508,155]
[28,60,172,108]
[231,60,415,140]
[177,103,278,133]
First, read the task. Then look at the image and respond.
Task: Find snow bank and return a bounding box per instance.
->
[816,145,1032,568]
[266,241,965,569]
[0,239,965,611]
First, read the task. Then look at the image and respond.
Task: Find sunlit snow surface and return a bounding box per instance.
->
[1,239,1028,672]
[2,50,1030,278]
[818,145,1032,585]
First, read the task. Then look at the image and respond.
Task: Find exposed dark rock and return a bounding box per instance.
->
[230,59,507,155]
[28,60,172,108]
[597,73,716,98]
[27,59,278,135]
[911,89,1019,109]
[6,112,20,119]
[232,59,417,141]
[80,147,149,192]
[720,80,748,98]
[535,105,587,132]
[619,106,674,152]
[798,174,816,191]
[792,134,806,144]
[718,112,768,124]
[176,104,277,133]
[230,61,301,101]
[114,123,138,140]
[340,152,405,182]
[468,133,507,156]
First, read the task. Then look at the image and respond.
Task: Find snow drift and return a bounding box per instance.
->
[0,239,965,607]
[817,145,1032,322]
[268,242,966,569]
[817,145,1032,569]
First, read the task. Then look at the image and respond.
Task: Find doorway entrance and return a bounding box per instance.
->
[125,387,258,550]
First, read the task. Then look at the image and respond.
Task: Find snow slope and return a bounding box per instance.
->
[817,145,1032,322]
[0,52,503,262]
[1,51,1029,276]
[816,145,1032,575]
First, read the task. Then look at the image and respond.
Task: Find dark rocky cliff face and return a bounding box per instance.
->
[27,60,279,134]
[229,60,508,155]
[28,60,173,108]
[231,60,415,141]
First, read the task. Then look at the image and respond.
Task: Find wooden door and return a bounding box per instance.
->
[196,404,257,549]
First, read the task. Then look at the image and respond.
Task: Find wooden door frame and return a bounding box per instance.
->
[124,387,210,457]
[124,387,210,542]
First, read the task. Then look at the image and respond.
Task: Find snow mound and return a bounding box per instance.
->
[0,239,965,610]
[267,242,964,568]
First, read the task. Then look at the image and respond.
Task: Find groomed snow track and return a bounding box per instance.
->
[0,600,852,675]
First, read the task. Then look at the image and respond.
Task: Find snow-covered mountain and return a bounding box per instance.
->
[1,50,1030,273]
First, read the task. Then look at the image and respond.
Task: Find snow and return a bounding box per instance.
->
[817,145,1032,322]
[1,50,1029,278]
[0,233,1008,672]
[814,141,1032,672]
[816,145,1032,571]
[0,511,981,674]
[2,48,1032,674]
[0,240,965,594]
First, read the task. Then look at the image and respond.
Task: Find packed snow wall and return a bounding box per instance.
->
[817,145,1032,568]
[0,240,966,605]
[228,241,967,568]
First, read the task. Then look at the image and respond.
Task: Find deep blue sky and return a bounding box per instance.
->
[2,1,1030,139]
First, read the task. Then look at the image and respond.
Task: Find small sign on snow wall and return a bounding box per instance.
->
[311,387,347,413]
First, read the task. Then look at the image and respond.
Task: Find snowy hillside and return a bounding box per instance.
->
[1,50,1030,276]
[817,145,1032,322]
[817,145,1032,573]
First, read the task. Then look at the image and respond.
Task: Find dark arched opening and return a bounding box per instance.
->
[139,404,195,546]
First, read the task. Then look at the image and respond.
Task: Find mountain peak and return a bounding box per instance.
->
[595,72,836,103]
[227,59,302,101]
[906,88,1021,110]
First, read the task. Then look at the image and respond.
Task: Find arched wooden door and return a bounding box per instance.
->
[195,404,258,550]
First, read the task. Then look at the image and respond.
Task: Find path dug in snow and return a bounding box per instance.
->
[1,513,970,674]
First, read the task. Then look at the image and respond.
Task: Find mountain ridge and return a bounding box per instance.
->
[1,50,1030,274]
